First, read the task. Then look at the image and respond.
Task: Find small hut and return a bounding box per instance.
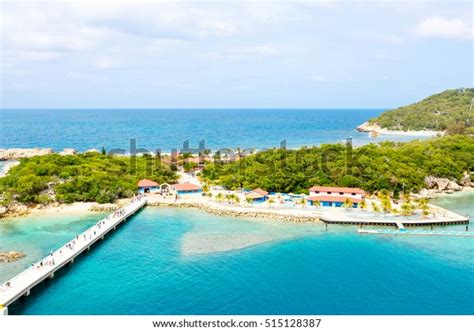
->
[137,179,160,194]
[246,188,269,203]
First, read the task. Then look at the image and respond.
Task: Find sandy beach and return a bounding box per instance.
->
[356,121,442,137]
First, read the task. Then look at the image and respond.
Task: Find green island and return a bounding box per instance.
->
[1,137,473,208]
[0,152,177,205]
[366,88,474,134]
[202,135,474,197]
[1,89,474,208]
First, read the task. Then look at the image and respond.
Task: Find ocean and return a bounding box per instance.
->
[1,192,473,315]
[0,108,426,152]
[0,108,472,315]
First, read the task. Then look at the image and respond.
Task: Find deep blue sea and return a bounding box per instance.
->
[0,108,472,315]
[0,108,425,152]
[1,192,473,315]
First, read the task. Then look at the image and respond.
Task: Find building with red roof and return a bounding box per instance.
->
[172,183,203,196]
[308,186,365,208]
[245,188,269,203]
[137,179,160,193]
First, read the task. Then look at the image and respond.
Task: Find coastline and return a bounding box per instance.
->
[0,160,20,177]
[356,121,442,137]
[0,201,118,220]
[428,186,474,198]
[146,198,322,223]
[2,187,473,223]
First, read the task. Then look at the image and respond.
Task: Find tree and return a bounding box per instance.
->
[359,199,367,210]
[372,202,381,213]
[378,191,392,213]
[400,201,414,216]
[101,147,106,155]
[342,198,353,210]
[268,197,275,207]
[300,197,306,208]
[417,198,430,217]
[312,200,321,208]
[234,194,240,204]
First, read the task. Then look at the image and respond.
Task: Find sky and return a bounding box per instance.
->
[0,0,472,109]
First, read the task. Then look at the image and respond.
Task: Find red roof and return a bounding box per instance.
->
[309,186,364,194]
[137,179,159,187]
[173,183,201,191]
[252,188,268,196]
[307,195,362,203]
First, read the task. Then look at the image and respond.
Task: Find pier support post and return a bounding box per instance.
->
[25,289,31,297]
[467,225,469,232]
[49,272,54,279]
[70,258,74,264]
[325,223,328,231]
[0,306,8,315]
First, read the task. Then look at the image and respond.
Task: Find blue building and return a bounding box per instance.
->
[137,179,160,194]
[173,183,203,196]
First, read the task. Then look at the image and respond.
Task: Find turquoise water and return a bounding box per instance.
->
[1,193,473,315]
[0,109,426,151]
[0,211,107,283]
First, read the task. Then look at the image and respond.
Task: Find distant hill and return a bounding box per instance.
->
[366,88,474,134]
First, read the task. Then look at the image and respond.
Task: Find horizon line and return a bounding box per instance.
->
[0,107,389,110]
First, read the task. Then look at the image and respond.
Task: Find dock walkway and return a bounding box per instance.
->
[0,197,147,315]
[358,228,474,237]
[320,211,469,228]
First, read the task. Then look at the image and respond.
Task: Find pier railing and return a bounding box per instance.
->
[0,197,147,314]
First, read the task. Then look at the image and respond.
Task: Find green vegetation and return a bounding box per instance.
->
[0,153,177,205]
[201,135,474,195]
[369,88,474,134]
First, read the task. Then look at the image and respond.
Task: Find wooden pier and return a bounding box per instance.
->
[0,198,147,315]
[320,214,469,229]
[358,228,474,237]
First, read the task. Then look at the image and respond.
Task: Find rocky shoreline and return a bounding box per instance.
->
[0,147,90,161]
[147,200,321,223]
[0,251,25,263]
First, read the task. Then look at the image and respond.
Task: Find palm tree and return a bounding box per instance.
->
[215,192,224,202]
[342,198,353,210]
[372,202,381,213]
[246,196,253,205]
[378,192,392,213]
[417,198,430,217]
[300,197,306,208]
[401,201,413,216]
[232,194,240,204]
[313,200,321,208]
[359,199,367,210]
[268,197,275,208]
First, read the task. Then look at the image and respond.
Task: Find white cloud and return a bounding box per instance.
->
[416,16,472,40]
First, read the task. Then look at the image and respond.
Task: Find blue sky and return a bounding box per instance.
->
[1,0,472,109]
